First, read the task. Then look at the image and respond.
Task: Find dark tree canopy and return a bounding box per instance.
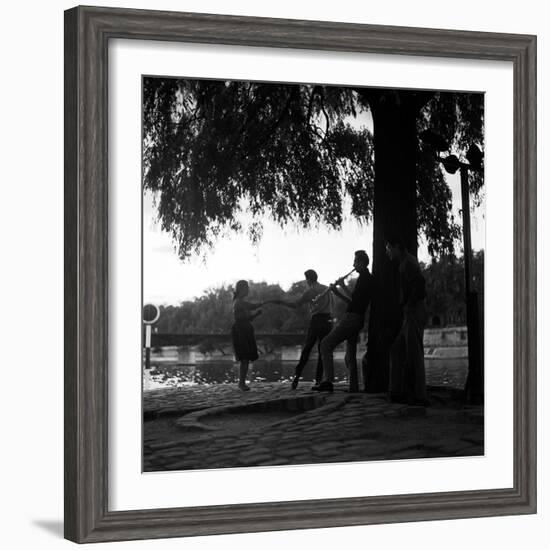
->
[144,78,374,260]
[143,77,483,261]
[416,92,485,255]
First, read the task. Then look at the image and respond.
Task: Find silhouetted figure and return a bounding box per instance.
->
[274,269,333,390]
[386,237,429,406]
[317,250,373,392]
[231,280,263,391]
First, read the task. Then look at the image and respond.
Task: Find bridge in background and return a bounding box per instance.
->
[151,333,308,348]
[150,326,467,349]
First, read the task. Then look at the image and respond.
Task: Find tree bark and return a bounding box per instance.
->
[361,90,421,392]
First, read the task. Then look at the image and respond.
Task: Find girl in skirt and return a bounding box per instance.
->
[232,280,263,391]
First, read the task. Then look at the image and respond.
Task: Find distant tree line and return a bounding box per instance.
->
[153,251,484,335]
[156,280,347,335]
[422,250,484,327]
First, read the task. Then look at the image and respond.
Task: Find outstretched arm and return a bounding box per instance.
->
[270,289,311,309]
[271,299,300,309]
[242,300,263,310]
[235,303,263,322]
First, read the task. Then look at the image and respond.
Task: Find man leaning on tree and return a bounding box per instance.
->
[385,235,430,407]
[316,250,373,393]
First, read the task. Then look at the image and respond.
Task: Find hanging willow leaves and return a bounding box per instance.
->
[143,78,483,260]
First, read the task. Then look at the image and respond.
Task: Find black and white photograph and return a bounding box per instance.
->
[141,76,486,472]
[1,0,543,547]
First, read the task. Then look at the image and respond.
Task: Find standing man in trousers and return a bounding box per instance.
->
[385,236,430,406]
[275,269,333,390]
[316,250,373,393]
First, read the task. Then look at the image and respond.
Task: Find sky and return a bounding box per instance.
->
[143,172,485,305]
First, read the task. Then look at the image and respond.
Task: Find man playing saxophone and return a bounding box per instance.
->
[316,250,374,393]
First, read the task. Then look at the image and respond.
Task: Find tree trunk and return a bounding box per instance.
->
[361,90,420,393]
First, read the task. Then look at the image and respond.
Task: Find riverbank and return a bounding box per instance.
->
[143,382,484,472]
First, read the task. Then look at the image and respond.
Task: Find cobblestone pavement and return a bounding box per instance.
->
[143,382,484,472]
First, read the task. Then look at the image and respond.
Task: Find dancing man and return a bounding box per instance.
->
[274,270,333,390]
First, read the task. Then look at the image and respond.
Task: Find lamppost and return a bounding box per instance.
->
[420,131,484,404]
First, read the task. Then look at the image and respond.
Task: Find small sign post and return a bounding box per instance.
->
[143,304,160,370]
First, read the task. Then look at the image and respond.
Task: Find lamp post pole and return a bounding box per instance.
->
[419,132,484,404]
[459,165,483,405]
[459,166,473,297]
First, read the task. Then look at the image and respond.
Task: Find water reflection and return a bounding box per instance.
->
[144,357,468,391]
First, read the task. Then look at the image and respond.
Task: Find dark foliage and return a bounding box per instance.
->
[144,79,373,260]
[143,78,483,261]
[416,92,484,254]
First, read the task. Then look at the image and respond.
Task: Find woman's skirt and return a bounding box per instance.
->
[231,320,259,362]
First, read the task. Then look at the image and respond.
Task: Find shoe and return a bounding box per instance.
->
[291,378,299,390]
[315,381,334,393]
[238,383,250,391]
[311,383,321,391]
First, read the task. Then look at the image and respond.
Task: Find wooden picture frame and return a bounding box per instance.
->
[64,5,537,543]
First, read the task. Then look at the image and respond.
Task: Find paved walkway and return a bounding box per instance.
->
[143,382,484,472]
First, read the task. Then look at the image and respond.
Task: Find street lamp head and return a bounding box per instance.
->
[466,144,483,170]
[419,129,450,152]
[441,154,461,174]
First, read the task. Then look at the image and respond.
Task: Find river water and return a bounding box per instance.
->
[144,357,468,391]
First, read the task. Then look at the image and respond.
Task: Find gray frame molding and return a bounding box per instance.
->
[64,5,537,543]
